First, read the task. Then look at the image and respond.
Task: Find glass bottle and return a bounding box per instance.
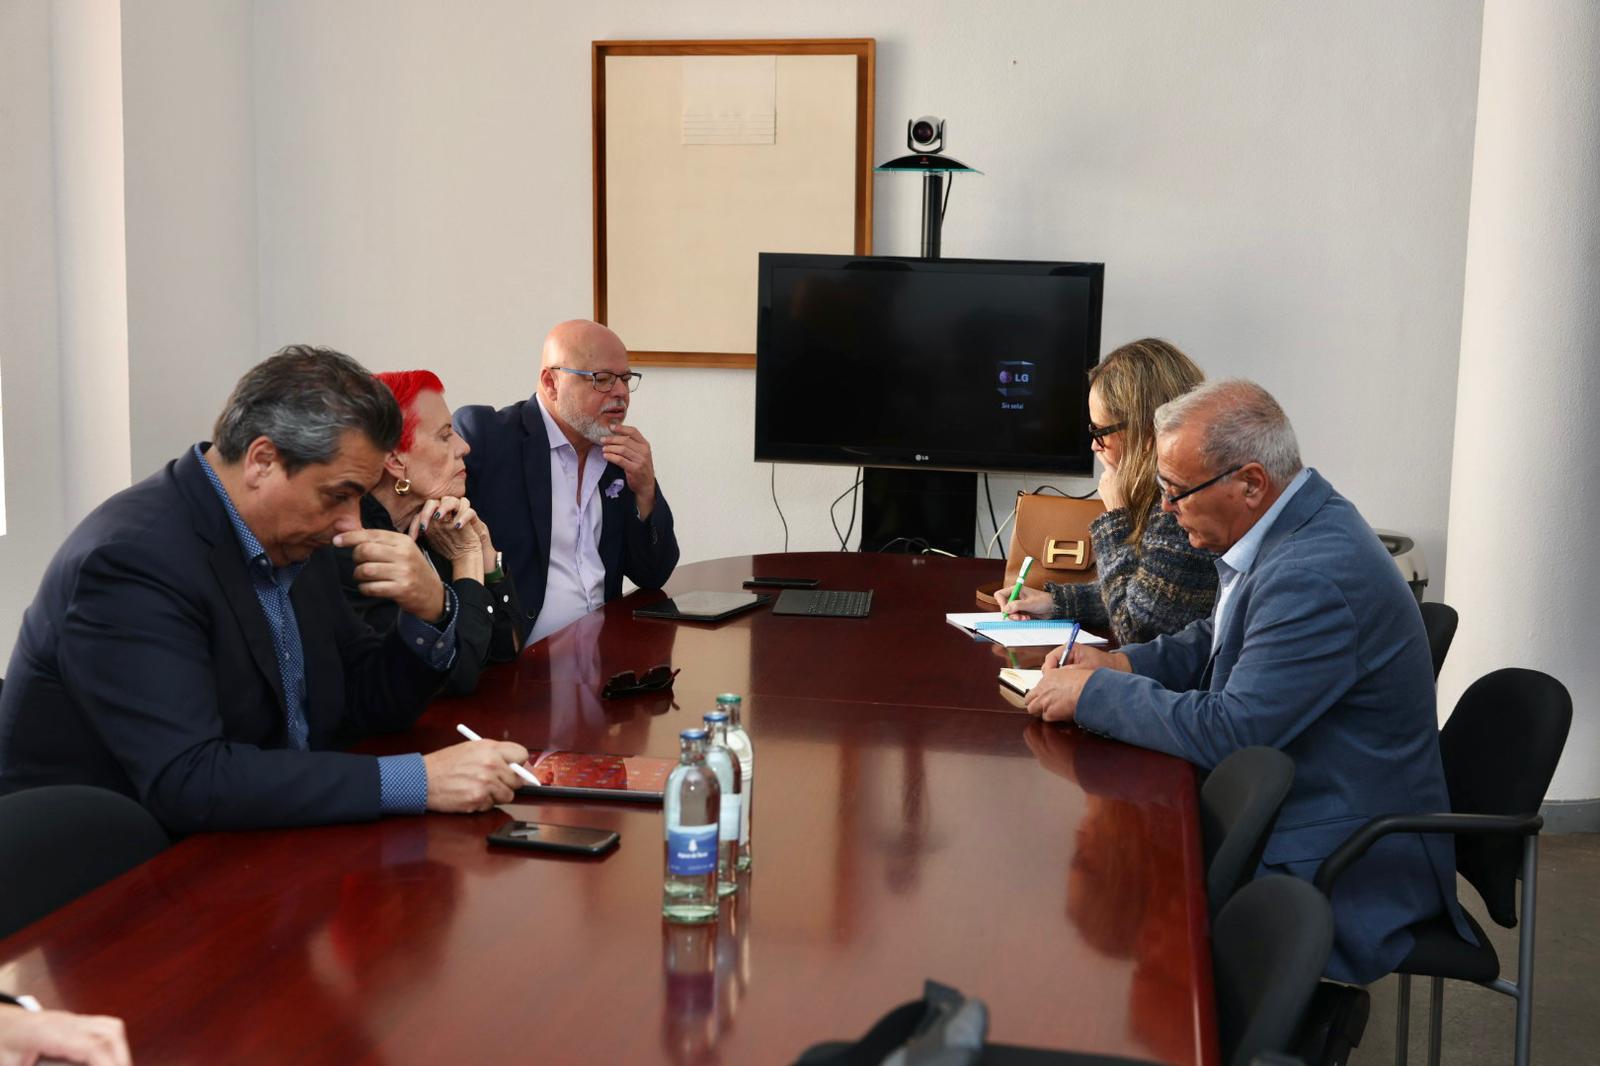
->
[663,728,720,923]
[702,711,741,897]
[717,693,754,872]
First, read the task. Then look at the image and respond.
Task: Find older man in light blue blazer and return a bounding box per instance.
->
[1026,379,1470,985]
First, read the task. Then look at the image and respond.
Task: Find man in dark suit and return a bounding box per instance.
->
[454,320,679,643]
[1026,379,1471,985]
[0,347,528,834]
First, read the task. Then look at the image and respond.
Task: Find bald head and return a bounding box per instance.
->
[541,319,627,371]
[537,320,634,448]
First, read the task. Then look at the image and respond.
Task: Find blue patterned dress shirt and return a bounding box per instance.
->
[196,445,447,813]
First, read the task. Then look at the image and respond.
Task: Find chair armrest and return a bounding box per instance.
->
[1312,812,1544,895]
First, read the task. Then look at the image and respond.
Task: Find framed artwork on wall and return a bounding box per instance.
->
[593,38,875,368]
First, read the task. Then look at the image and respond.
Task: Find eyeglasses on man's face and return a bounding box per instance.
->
[554,367,643,393]
[1087,420,1126,444]
[1156,463,1246,506]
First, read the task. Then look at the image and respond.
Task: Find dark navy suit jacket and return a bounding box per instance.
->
[0,446,447,834]
[454,396,679,626]
[1076,469,1471,984]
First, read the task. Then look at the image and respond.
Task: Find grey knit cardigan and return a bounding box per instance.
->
[1045,504,1219,646]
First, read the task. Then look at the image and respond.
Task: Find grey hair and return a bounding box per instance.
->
[1153,379,1303,485]
[212,345,401,473]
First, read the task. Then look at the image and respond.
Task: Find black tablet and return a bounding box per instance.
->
[632,591,771,623]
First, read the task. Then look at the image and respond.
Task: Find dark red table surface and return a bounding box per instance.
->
[0,552,1218,1066]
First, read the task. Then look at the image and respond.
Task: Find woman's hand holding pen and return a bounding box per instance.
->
[994,585,1053,619]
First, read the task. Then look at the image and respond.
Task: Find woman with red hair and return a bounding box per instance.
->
[336,370,523,694]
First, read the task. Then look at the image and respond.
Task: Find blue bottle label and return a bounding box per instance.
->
[667,823,718,876]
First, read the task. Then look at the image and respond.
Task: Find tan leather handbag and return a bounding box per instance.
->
[976,492,1106,607]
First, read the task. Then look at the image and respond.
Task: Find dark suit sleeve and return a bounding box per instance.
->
[483,569,525,663]
[59,540,399,834]
[624,483,679,590]
[339,541,521,697]
[1076,567,1360,769]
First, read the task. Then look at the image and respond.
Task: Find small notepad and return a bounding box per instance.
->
[999,668,1044,695]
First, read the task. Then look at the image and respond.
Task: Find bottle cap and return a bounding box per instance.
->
[704,711,729,725]
[715,694,741,704]
[679,728,708,741]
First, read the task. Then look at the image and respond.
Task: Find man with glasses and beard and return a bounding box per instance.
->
[1023,378,1471,988]
[455,320,679,643]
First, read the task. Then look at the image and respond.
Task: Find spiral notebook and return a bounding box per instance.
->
[944,613,1109,649]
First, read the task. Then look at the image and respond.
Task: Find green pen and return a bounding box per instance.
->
[1002,555,1035,618]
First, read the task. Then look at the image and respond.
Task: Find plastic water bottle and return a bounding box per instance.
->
[663,728,720,923]
[717,693,754,872]
[702,711,742,897]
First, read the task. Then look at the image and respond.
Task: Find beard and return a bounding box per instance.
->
[557,389,627,445]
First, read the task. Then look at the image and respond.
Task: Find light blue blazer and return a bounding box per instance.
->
[1076,469,1471,984]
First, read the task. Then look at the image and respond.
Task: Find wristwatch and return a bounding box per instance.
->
[485,550,504,584]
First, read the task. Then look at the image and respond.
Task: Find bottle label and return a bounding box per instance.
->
[667,823,718,875]
[719,795,742,841]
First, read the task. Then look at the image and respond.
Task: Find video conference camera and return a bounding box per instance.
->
[907,115,946,154]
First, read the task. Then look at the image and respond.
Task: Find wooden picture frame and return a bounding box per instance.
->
[592,38,875,369]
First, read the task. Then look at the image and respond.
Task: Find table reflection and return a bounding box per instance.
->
[660,874,753,1064]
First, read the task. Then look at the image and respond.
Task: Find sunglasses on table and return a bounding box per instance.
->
[601,664,680,699]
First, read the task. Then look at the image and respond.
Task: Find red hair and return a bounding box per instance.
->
[375,370,445,453]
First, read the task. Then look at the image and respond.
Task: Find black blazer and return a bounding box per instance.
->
[336,494,524,695]
[0,446,448,835]
[454,396,679,625]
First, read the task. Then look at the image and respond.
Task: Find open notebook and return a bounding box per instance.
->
[946,613,1110,649]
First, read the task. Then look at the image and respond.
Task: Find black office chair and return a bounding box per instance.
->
[1200,746,1295,915]
[1417,602,1458,680]
[1313,667,1571,1066]
[0,785,171,939]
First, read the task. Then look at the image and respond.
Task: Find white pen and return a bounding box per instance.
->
[456,722,541,788]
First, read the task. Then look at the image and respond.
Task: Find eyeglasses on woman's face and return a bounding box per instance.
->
[1087,420,1125,444]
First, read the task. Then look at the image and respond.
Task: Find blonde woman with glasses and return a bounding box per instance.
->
[996,338,1218,644]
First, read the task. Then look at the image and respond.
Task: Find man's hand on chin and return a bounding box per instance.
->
[1025,665,1099,723]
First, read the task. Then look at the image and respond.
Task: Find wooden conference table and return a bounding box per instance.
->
[0,553,1217,1065]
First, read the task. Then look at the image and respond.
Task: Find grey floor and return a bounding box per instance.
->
[1350,833,1600,1065]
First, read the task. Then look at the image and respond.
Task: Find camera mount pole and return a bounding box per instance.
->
[920,172,944,259]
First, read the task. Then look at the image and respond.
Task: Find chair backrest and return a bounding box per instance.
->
[1439,667,1571,927]
[1212,875,1334,1066]
[1200,746,1295,914]
[1418,601,1459,680]
[0,785,170,939]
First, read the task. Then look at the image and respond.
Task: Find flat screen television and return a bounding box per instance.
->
[754,253,1105,476]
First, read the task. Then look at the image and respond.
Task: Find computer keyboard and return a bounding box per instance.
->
[770,589,874,619]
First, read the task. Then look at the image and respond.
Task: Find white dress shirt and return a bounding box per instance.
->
[528,395,608,644]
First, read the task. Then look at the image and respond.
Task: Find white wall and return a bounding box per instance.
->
[247,0,1483,578]
[3,1,1488,669]
[50,0,133,524]
[1442,0,1600,805]
[0,0,71,664]
[122,0,259,479]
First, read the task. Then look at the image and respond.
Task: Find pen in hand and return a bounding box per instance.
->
[1058,622,1082,668]
[456,723,541,788]
[1003,556,1035,618]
